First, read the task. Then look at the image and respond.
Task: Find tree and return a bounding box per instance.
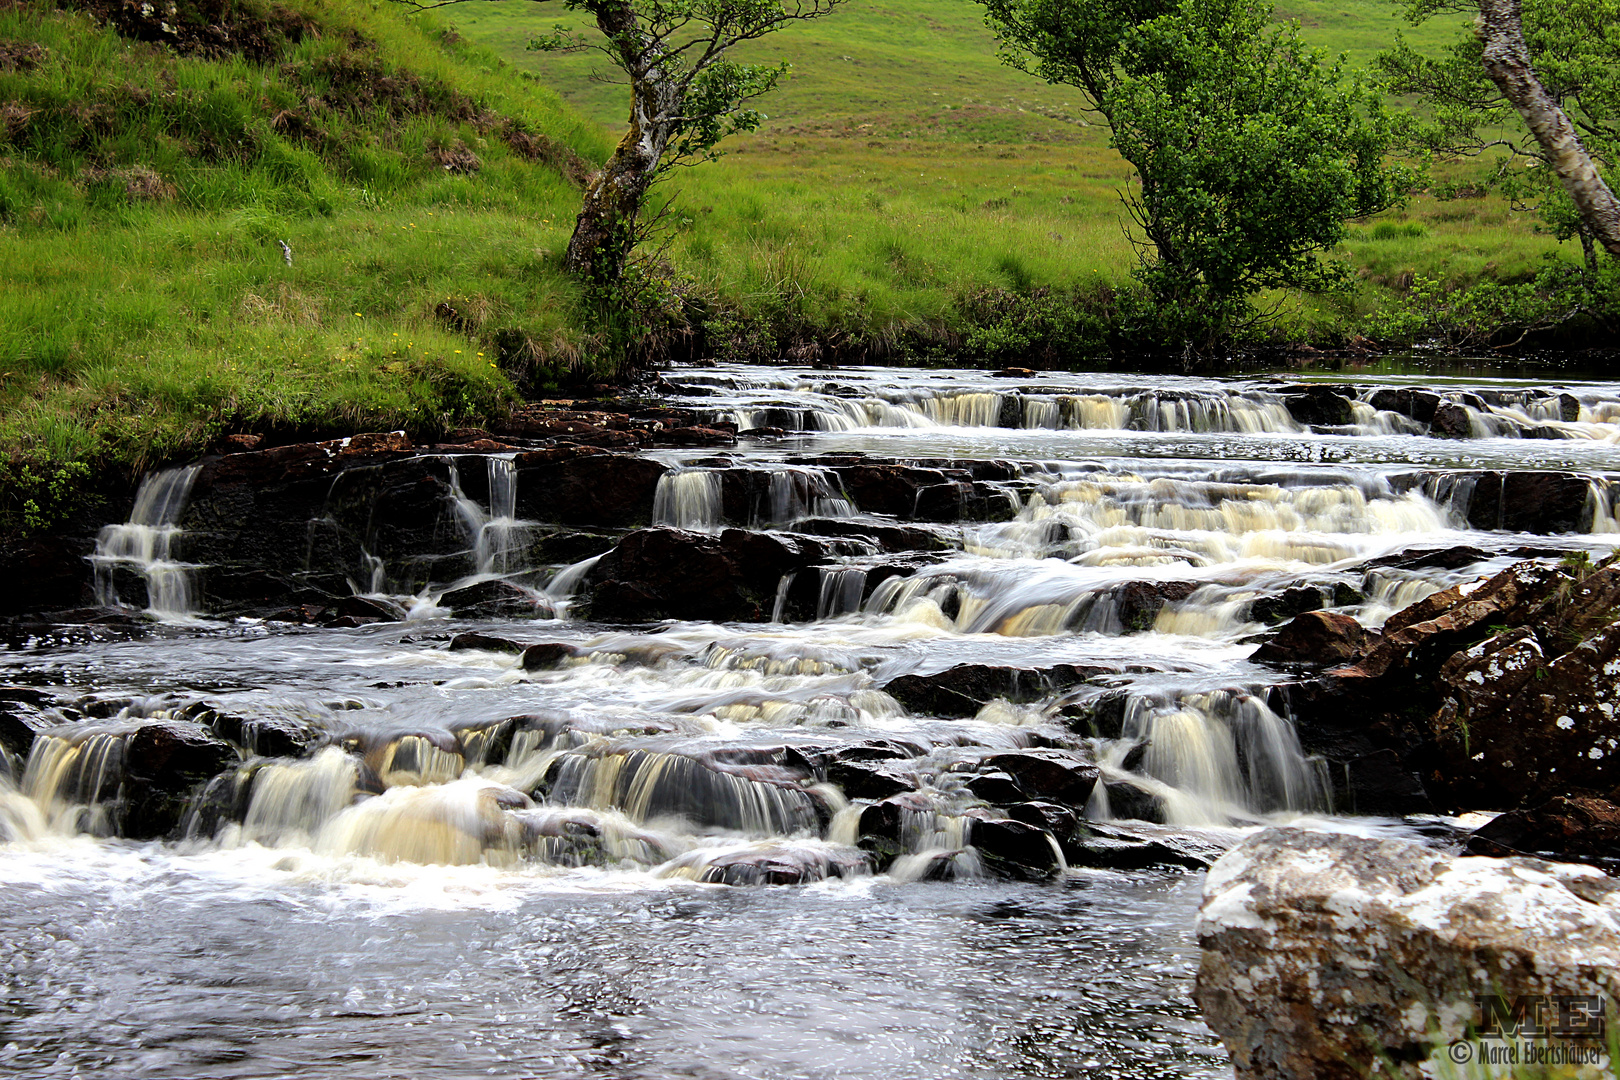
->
[1377,0,1620,267]
[402,1,842,287]
[979,0,1411,347]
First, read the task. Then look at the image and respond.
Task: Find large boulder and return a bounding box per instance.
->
[1251,612,1369,666]
[582,528,831,623]
[1196,828,1620,1080]
[1468,796,1620,871]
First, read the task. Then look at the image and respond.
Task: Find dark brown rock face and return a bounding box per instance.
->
[1468,795,1620,870]
[582,528,830,623]
[1464,471,1594,533]
[1250,612,1369,666]
[122,722,240,839]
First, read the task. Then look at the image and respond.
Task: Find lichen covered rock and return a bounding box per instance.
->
[1195,828,1620,1080]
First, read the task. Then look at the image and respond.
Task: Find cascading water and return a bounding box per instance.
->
[653,469,723,531]
[447,455,527,575]
[17,363,1620,1080]
[91,465,201,616]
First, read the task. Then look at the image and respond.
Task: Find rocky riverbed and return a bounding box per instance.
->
[4,364,1620,1078]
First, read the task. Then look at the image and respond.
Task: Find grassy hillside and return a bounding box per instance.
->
[441,0,1568,339]
[0,0,1595,533]
[0,0,610,522]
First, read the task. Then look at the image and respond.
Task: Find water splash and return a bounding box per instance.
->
[92,465,202,617]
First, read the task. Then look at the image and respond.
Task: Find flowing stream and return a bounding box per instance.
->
[5,365,1620,1079]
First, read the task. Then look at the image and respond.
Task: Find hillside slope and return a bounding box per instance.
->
[0,0,610,527]
[441,0,1566,347]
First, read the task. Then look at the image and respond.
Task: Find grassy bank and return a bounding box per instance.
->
[1,0,1612,533]
[444,0,1589,350]
[0,0,612,528]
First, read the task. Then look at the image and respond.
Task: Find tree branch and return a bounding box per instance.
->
[1477,0,1620,256]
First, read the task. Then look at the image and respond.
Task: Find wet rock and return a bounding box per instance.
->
[331,595,403,622]
[828,464,950,519]
[122,721,240,839]
[856,792,934,870]
[1330,748,1433,816]
[1360,544,1490,572]
[1428,400,1473,438]
[690,845,870,886]
[982,750,1098,807]
[647,426,737,448]
[448,632,526,654]
[1067,821,1223,870]
[184,706,314,759]
[1467,796,1620,871]
[1282,389,1353,428]
[0,705,46,763]
[825,758,916,800]
[1100,780,1168,824]
[1366,387,1440,423]
[882,663,1104,718]
[1059,690,1129,739]
[0,536,95,616]
[1112,580,1201,632]
[583,528,829,623]
[1251,612,1369,666]
[438,580,547,619]
[966,814,1061,879]
[514,453,668,529]
[965,771,1026,805]
[788,518,953,554]
[1248,587,1323,626]
[521,642,584,671]
[1464,471,1594,533]
[1005,800,1080,842]
[1195,828,1620,1080]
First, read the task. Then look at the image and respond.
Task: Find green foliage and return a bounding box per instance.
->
[979,0,1415,348]
[3,458,90,535]
[1366,255,1620,346]
[0,0,615,527]
[1376,0,1620,256]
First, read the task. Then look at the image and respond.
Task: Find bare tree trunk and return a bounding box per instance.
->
[1478,0,1620,258]
[563,1,677,285]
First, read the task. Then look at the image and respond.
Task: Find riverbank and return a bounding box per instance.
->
[7,0,1620,541]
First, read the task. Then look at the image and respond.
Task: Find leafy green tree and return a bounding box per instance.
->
[404,1,842,287]
[979,0,1411,347]
[1378,0,1620,269]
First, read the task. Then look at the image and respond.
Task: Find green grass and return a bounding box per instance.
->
[0,0,1598,534]
[441,0,1575,334]
[0,0,613,511]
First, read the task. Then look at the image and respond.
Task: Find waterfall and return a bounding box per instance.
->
[1098,691,1327,827]
[544,554,602,620]
[92,465,201,617]
[447,456,528,575]
[762,467,854,524]
[653,469,724,531]
[817,567,868,619]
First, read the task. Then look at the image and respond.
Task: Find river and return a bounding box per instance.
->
[4,364,1619,1079]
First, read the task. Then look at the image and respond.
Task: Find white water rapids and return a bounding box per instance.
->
[5,364,1620,1079]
